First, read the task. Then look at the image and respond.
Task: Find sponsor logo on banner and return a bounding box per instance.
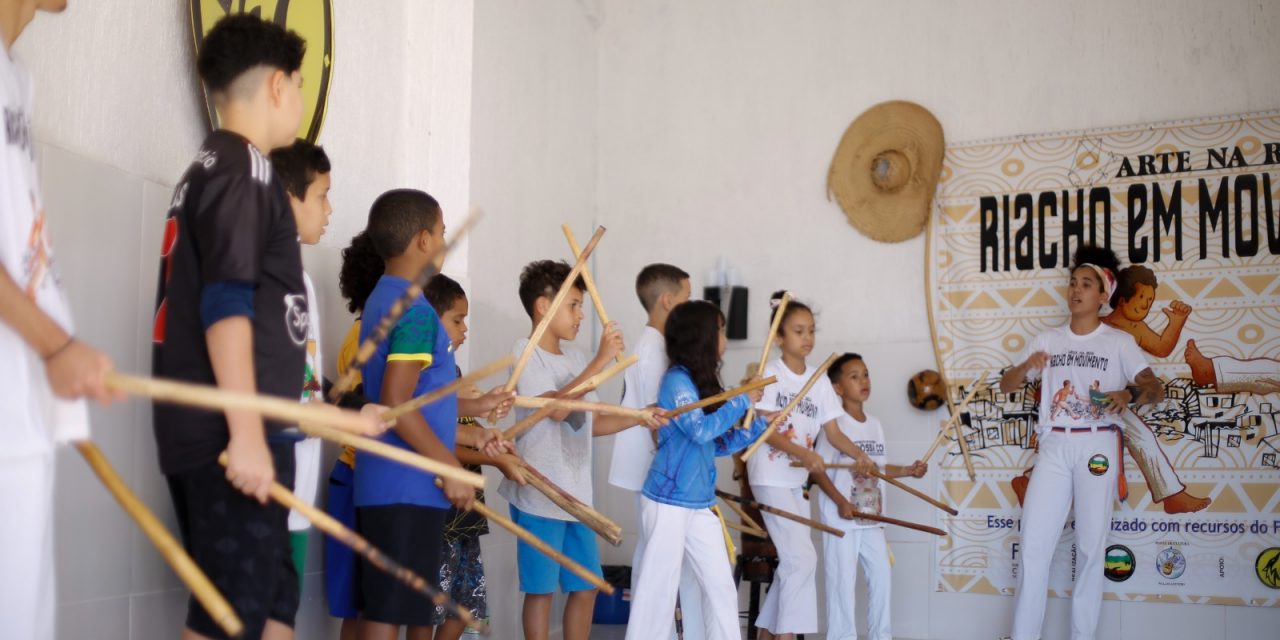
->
[1257,548,1280,589]
[1104,545,1135,582]
[1157,546,1187,581]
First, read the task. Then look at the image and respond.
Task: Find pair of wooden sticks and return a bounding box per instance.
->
[738,292,791,431]
[919,369,990,480]
[716,489,948,537]
[791,461,960,516]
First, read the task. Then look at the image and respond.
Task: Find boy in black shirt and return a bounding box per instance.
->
[150,14,350,639]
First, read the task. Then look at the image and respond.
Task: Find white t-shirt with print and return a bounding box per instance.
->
[0,48,89,460]
[748,357,844,488]
[1020,323,1149,434]
[816,412,887,529]
[289,271,323,531]
[608,325,667,492]
[498,338,600,520]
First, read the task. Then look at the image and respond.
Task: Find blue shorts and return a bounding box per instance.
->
[509,504,602,594]
[323,461,357,619]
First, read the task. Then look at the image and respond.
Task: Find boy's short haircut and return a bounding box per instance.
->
[366,189,441,261]
[197,14,306,95]
[1112,264,1158,304]
[827,352,864,383]
[518,260,584,318]
[635,263,690,312]
[270,139,331,200]
[424,273,466,316]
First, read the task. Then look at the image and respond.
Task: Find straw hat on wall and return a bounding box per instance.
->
[827,100,945,242]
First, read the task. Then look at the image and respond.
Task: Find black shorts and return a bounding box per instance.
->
[356,504,447,625]
[166,443,298,639]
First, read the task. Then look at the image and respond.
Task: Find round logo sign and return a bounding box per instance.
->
[1156,546,1186,580]
[1104,544,1135,582]
[1088,453,1109,476]
[1256,547,1280,589]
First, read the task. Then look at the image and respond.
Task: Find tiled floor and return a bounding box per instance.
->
[590,626,841,639]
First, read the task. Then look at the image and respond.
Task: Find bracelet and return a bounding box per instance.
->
[1125,385,1142,403]
[44,335,75,362]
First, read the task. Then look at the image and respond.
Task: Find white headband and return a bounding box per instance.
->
[1080,263,1116,301]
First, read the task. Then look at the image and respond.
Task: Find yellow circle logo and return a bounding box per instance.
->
[1256,547,1280,589]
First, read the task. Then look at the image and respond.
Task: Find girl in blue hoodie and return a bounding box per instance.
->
[625,300,773,640]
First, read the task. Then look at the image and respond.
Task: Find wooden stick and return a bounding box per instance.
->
[77,442,243,637]
[503,226,607,396]
[721,496,765,532]
[437,479,614,594]
[920,370,989,462]
[722,519,768,538]
[215,454,486,633]
[664,376,777,420]
[796,462,959,516]
[106,372,371,434]
[298,422,485,489]
[740,292,790,429]
[563,224,623,364]
[512,396,650,420]
[330,210,481,401]
[740,352,840,462]
[520,465,623,546]
[502,354,636,440]
[715,490,844,537]
[383,355,514,422]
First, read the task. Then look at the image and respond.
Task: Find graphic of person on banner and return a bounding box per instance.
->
[1101,265,1210,514]
[1184,340,1280,396]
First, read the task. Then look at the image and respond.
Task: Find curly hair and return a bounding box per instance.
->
[518,260,584,318]
[197,14,306,93]
[665,301,727,411]
[338,231,383,314]
[1070,244,1122,302]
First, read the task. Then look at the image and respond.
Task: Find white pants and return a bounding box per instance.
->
[1012,430,1117,640]
[631,493,706,640]
[1214,355,1280,394]
[288,437,322,531]
[626,497,740,640]
[0,453,55,640]
[823,525,891,640]
[751,485,818,635]
[1118,409,1182,502]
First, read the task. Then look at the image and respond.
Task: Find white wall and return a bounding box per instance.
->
[19,2,474,638]
[590,1,1280,639]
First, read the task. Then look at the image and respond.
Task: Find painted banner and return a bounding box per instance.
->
[926,111,1280,606]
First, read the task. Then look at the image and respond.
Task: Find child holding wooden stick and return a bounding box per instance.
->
[352,189,512,639]
[150,15,334,638]
[813,353,926,640]
[747,291,838,640]
[626,300,770,640]
[422,273,528,639]
[605,264,697,638]
[498,259,665,640]
[0,4,121,637]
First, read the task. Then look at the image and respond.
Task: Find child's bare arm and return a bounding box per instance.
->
[885,460,928,478]
[810,471,856,520]
[456,445,527,486]
[592,408,666,437]
[208,316,273,503]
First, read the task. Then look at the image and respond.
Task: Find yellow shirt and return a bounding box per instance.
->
[337,320,362,467]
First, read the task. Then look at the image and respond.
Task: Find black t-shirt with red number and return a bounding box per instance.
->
[151,130,309,475]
